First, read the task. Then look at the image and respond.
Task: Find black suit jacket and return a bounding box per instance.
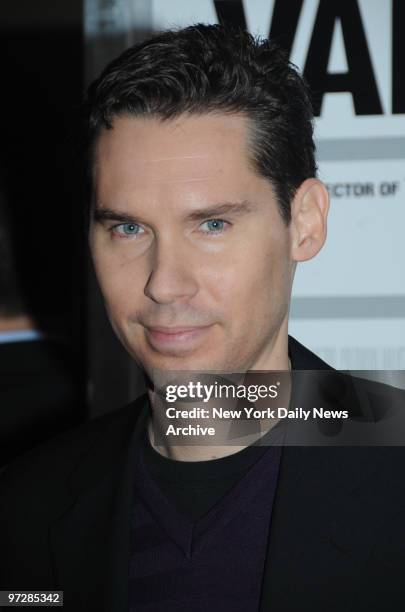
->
[1,336,405,611]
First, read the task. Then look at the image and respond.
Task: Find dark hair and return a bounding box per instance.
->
[84,23,316,224]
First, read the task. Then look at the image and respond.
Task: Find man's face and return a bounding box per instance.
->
[89,113,295,377]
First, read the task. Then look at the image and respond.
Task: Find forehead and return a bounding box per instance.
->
[92,113,266,204]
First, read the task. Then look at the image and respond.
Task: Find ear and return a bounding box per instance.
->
[289,178,330,262]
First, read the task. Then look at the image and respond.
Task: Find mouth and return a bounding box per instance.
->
[144,324,212,354]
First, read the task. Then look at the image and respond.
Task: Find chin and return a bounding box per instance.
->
[136,350,226,376]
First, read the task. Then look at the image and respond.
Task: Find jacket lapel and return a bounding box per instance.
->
[260,337,383,610]
[49,397,149,612]
[259,444,381,611]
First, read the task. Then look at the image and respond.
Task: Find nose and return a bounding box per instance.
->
[144,237,199,305]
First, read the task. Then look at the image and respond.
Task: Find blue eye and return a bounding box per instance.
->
[112,223,142,237]
[200,219,228,233]
[122,223,140,234]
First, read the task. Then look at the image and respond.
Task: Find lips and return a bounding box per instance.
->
[144,324,212,354]
[147,326,206,334]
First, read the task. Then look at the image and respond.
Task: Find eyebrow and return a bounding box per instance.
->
[182,201,256,222]
[92,201,256,225]
[92,208,139,224]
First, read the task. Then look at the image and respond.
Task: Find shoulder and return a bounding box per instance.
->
[0,394,147,497]
[288,335,333,370]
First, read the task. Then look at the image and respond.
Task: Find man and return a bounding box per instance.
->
[1,24,404,611]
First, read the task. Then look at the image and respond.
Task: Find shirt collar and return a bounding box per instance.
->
[0,329,45,344]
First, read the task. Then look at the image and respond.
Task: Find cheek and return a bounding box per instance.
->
[92,250,145,318]
[205,241,289,297]
[203,237,290,323]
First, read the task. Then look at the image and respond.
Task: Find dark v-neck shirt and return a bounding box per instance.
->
[129,422,284,611]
